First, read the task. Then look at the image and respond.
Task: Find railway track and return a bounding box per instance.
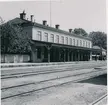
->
[1,66,106,79]
[1,68,106,90]
[1,69,106,100]
[1,67,84,79]
[91,94,107,105]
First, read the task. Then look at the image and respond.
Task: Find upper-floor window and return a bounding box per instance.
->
[77,39,79,46]
[70,38,72,45]
[44,33,48,41]
[73,39,75,46]
[61,36,64,44]
[37,31,42,41]
[80,40,82,46]
[50,34,54,42]
[86,41,87,47]
[56,35,59,43]
[88,42,90,48]
[65,37,68,44]
[83,40,85,47]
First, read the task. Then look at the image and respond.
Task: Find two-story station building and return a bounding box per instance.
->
[2,11,98,63]
[18,11,93,62]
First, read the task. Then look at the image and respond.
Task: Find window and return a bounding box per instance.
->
[77,40,79,46]
[56,35,59,43]
[70,38,72,45]
[65,37,68,44]
[44,33,48,41]
[73,39,75,46]
[37,31,41,41]
[37,48,41,58]
[83,41,85,47]
[61,36,64,44]
[86,41,87,47]
[50,34,54,42]
[80,40,82,46]
[88,42,90,48]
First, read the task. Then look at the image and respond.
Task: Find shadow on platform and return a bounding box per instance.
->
[78,74,107,86]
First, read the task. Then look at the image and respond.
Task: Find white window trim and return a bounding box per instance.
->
[44,32,48,42]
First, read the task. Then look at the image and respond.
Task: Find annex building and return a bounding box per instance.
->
[1,11,105,63]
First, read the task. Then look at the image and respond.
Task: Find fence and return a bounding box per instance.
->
[1,54,30,63]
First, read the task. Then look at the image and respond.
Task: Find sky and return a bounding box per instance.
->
[0,0,107,33]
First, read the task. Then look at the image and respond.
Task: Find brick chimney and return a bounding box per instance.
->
[55,24,60,29]
[69,29,72,33]
[20,10,26,19]
[43,20,47,26]
[30,15,34,22]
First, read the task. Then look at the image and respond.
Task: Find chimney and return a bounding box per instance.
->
[43,20,47,25]
[55,24,60,29]
[20,10,26,19]
[34,19,35,22]
[30,15,34,22]
[69,29,72,33]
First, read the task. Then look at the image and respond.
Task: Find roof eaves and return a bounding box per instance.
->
[32,23,91,41]
[18,18,91,41]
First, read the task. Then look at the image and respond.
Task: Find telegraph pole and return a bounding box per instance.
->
[50,0,52,27]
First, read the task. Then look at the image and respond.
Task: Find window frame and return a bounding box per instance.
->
[77,39,79,46]
[83,40,85,47]
[65,37,68,44]
[80,40,82,46]
[56,35,59,43]
[50,34,54,42]
[37,31,42,41]
[73,39,75,46]
[61,36,64,44]
[69,38,72,45]
[44,32,48,42]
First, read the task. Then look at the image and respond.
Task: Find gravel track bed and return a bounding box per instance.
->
[1,61,107,105]
[2,75,107,105]
[1,70,106,100]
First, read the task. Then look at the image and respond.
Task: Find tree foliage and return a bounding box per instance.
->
[89,31,107,49]
[73,28,88,36]
[0,22,32,53]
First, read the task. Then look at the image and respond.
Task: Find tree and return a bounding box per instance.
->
[73,28,88,37]
[89,31,107,49]
[0,16,5,25]
[0,22,32,54]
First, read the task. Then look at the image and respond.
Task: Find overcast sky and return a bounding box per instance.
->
[0,0,107,33]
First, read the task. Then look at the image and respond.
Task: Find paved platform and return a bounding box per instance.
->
[1,60,106,68]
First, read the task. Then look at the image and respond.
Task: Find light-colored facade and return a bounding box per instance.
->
[1,11,106,63]
[19,11,93,62]
[32,27,92,48]
[1,11,97,63]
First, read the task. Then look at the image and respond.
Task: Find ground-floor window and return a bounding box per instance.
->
[37,48,41,58]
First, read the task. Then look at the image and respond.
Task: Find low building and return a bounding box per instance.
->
[92,46,107,60]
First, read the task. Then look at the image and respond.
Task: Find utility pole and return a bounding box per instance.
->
[50,0,52,27]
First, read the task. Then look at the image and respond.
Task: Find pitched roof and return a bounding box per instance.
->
[8,18,28,25]
[8,17,92,41]
[92,46,101,50]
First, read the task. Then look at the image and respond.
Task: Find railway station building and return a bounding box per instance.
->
[20,11,92,62]
[1,11,105,63]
